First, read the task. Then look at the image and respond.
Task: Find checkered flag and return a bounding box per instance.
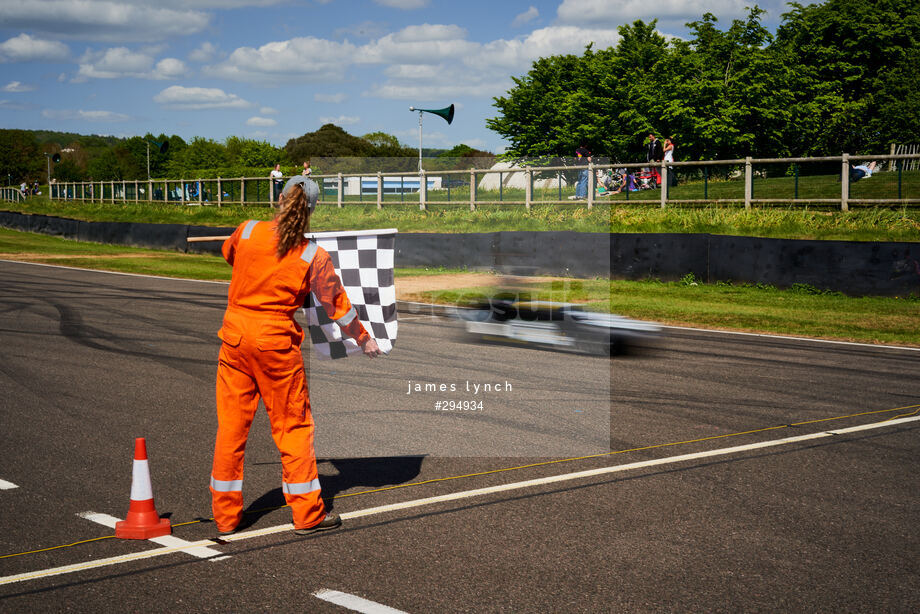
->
[302,228,398,360]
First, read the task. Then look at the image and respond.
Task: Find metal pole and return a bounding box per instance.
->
[417,111,423,173]
[377,172,383,209]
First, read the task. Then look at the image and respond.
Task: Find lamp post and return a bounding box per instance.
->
[44,152,61,188]
[407,104,455,173]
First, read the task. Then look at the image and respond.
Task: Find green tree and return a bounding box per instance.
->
[285,124,373,161]
[0,129,43,183]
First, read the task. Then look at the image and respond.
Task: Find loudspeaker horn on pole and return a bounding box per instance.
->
[148,139,170,154]
[52,153,61,163]
[415,104,454,125]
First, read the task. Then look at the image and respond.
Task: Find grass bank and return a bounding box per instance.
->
[1,228,917,346]
[4,197,920,241]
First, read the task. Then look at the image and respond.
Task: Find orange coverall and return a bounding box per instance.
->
[211,219,370,532]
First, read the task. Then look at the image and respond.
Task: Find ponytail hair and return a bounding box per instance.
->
[275,183,311,258]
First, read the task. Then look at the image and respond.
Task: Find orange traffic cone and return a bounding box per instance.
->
[115,438,172,539]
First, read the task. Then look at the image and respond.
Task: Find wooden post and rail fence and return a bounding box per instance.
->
[23,153,920,211]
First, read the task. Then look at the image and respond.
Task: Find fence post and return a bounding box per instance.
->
[840,153,849,211]
[110,181,115,204]
[587,162,594,209]
[377,171,383,209]
[660,162,668,209]
[525,168,532,210]
[198,179,203,205]
[419,170,427,211]
[337,173,344,208]
[134,180,138,204]
[217,177,222,207]
[744,157,752,210]
[469,169,476,211]
[122,180,126,203]
[240,178,245,205]
[180,179,185,205]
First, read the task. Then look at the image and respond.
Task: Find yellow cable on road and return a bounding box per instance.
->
[2,402,916,560]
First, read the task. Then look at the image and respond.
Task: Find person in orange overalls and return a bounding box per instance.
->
[210,176,380,536]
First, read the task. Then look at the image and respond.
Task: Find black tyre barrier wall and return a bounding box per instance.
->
[1,211,918,296]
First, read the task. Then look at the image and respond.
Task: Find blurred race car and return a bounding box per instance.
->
[455,296,661,356]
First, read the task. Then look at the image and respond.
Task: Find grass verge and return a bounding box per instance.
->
[5,197,920,241]
[1,227,917,346]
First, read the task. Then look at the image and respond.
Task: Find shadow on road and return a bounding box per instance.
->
[238,455,426,529]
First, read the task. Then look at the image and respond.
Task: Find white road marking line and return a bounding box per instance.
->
[313,589,409,614]
[660,324,920,352]
[3,415,916,587]
[0,478,19,490]
[77,512,226,560]
[0,259,229,285]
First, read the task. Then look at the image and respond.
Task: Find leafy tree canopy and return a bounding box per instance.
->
[488,0,920,160]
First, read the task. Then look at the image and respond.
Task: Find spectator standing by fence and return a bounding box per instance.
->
[663,137,676,187]
[574,145,591,199]
[646,133,663,186]
[270,164,283,200]
[302,160,312,176]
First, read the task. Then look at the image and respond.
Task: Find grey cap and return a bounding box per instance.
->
[282,176,319,210]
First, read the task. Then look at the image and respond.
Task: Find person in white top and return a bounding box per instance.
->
[270,164,283,200]
[302,160,312,176]
[663,137,676,186]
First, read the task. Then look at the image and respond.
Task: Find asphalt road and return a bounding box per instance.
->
[0,259,918,613]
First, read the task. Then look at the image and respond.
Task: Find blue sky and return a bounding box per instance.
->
[0,0,809,152]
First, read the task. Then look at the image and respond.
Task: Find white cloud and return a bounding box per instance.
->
[314,92,347,103]
[42,108,131,122]
[153,85,252,109]
[205,37,358,84]
[246,116,277,126]
[0,34,70,63]
[260,106,278,114]
[363,25,621,101]
[212,22,622,100]
[373,0,428,8]
[358,24,476,65]
[188,42,218,63]
[319,114,360,126]
[2,81,35,92]
[77,47,152,79]
[75,47,187,80]
[512,6,539,27]
[556,0,749,26]
[0,99,35,110]
[152,58,188,79]
[0,1,211,43]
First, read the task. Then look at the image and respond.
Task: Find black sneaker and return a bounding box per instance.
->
[293,513,342,535]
